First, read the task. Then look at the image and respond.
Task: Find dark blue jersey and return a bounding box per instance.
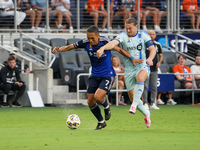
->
[73,36,116,77]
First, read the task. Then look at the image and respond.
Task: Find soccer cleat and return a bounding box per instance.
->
[129,105,136,114]
[12,102,23,108]
[150,103,160,110]
[157,99,165,105]
[144,111,151,128]
[104,106,111,121]
[95,121,107,130]
[167,99,177,105]
[1,102,10,108]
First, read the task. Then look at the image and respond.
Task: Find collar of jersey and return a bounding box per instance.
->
[130,30,138,37]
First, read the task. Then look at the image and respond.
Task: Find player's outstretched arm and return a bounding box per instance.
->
[97,40,119,58]
[113,46,143,67]
[146,45,156,66]
[52,44,75,53]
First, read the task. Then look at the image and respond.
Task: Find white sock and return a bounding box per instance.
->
[3,94,7,103]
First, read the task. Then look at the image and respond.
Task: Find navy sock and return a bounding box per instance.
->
[101,97,109,108]
[90,103,104,121]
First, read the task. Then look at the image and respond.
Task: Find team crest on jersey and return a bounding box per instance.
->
[127,37,130,43]
[138,38,142,43]
[89,44,93,51]
[137,44,142,51]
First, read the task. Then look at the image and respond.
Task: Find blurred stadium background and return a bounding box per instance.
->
[0,0,200,107]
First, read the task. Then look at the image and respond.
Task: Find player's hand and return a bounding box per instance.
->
[52,47,59,53]
[97,48,104,59]
[146,58,153,66]
[156,62,161,68]
[132,59,143,67]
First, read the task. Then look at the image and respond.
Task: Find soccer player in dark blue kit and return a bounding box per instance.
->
[52,25,139,130]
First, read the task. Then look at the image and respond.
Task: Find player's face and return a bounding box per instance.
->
[178,56,186,66]
[8,60,16,69]
[148,31,156,41]
[125,23,137,37]
[195,56,200,65]
[87,32,100,46]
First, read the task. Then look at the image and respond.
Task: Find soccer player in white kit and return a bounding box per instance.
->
[97,18,156,128]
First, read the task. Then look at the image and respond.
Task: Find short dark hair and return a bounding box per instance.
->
[8,55,16,62]
[125,17,138,26]
[87,25,99,35]
[195,55,200,58]
[178,54,186,60]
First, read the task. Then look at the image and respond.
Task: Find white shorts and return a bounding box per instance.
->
[124,65,150,91]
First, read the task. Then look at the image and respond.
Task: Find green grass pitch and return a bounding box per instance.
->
[0,105,200,150]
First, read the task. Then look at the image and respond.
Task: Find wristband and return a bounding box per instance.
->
[59,48,61,52]
[129,56,134,61]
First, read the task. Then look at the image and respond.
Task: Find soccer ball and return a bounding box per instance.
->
[66,114,81,129]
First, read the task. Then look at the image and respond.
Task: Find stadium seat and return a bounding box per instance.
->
[162,52,178,65]
[67,38,84,51]
[33,38,50,59]
[50,38,67,78]
[59,51,85,87]
[14,38,33,52]
[160,64,170,73]
[76,52,91,87]
[14,38,43,60]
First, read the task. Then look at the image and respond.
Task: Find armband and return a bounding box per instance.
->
[129,56,134,61]
[59,48,61,52]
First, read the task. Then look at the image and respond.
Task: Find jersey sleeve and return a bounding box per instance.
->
[142,32,154,48]
[114,32,125,44]
[157,43,162,54]
[73,39,87,49]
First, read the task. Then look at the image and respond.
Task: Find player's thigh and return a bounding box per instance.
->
[136,69,148,82]
[94,88,107,102]
[87,76,100,94]
[87,93,96,107]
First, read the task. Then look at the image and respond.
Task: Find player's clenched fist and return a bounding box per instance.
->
[52,47,59,53]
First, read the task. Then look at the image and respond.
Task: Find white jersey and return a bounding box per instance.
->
[114,30,153,69]
[114,30,153,91]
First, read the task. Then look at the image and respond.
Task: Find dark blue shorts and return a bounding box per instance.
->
[87,76,115,94]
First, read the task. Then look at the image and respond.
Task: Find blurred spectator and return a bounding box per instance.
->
[143,30,163,110]
[157,67,176,105]
[17,0,42,32]
[0,56,26,108]
[30,0,66,31]
[86,0,108,32]
[114,0,133,28]
[135,0,163,33]
[173,54,198,104]
[0,0,26,30]
[112,55,126,105]
[181,0,200,30]
[3,50,30,74]
[190,55,200,88]
[51,0,73,33]
[132,0,148,32]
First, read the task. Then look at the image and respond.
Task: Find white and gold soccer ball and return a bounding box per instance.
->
[66,114,81,129]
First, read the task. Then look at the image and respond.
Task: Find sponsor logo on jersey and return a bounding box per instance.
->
[137,44,142,51]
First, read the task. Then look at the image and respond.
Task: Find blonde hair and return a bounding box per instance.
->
[111,55,121,67]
